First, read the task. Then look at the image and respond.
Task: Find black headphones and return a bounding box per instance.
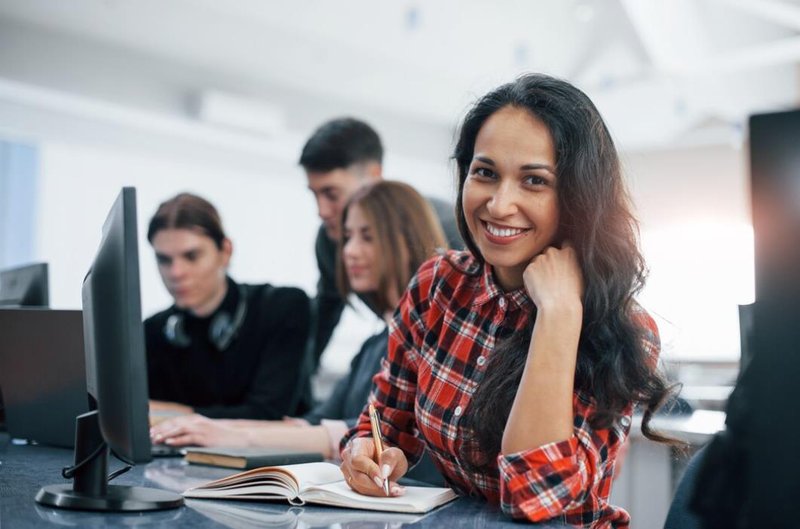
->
[163,284,248,351]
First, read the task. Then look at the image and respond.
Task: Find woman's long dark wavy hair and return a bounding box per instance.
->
[455,74,674,468]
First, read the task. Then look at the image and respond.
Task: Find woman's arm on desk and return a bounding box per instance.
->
[150,413,343,459]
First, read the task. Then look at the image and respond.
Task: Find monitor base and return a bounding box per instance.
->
[35,484,183,511]
[33,410,183,512]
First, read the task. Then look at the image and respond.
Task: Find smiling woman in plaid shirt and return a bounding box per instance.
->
[340,73,672,528]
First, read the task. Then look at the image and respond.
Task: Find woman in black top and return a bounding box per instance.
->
[150,181,446,460]
[146,193,311,420]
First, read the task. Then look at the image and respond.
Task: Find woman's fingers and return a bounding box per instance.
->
[151,414,212,445]
[152,424,192,446]
[347,438,384,493]
[341,438,385,496]
[377,447,408,496]
[341,439,408,497]
[377,447,408,482]
[162,432,196,446]
[523,243,584,310]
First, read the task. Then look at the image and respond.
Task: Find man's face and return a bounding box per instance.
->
[306,167,367,241]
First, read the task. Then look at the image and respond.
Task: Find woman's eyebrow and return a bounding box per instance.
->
[475,155,555,175]
[520,163,556,174]
[473,155,495,166]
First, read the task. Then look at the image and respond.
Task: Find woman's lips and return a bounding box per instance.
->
[481,220,530,244]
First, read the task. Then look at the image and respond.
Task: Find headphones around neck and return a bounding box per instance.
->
[163,284,248,351]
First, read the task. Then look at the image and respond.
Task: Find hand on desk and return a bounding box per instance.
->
[340,437,408,497]
[150,413,245,447]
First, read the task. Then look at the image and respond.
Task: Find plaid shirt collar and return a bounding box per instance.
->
[473,259,534,311]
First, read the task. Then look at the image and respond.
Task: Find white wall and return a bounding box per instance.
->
[0,15,457,375]
[0,14,760,365]
[624,143,753,361]
[28,124,452,378]
[13,99,755,365]
[36,142,316,315]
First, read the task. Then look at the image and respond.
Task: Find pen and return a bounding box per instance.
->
[368,403,390,496]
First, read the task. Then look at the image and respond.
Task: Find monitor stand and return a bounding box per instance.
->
[35,410,183,511]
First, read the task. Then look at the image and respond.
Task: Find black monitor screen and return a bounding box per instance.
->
[747,108,800,523]
[81,187,151,464]
[0,262,49,307]
[35,188,182,511]
[750,109,800,304]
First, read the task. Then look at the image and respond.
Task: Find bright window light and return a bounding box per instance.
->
[638,222,754,361]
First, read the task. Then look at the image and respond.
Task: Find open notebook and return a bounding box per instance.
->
[187,499,427,528]
[183,462,458,514]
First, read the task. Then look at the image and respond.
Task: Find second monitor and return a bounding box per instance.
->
[0,262,49,307]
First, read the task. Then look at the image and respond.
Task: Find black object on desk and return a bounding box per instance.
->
[34,187,182,512]
[0,262,49,307]
[0,308,88,448]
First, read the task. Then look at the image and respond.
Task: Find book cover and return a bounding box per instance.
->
[185,447,324,470]
[183,462,458,514]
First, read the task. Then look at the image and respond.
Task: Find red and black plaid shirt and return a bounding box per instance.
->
[342,251,660,527]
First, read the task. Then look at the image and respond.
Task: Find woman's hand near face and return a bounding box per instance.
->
[503,242,585,453]
[150,414,245,447]
[522,242,584,314]
[340,437,408,497]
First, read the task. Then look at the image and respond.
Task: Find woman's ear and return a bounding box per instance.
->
[221,238,233,267]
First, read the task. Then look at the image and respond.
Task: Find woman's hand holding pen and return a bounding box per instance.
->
[340,437,408,497]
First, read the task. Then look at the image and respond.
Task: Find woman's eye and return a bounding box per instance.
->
[472,167,495,179]
[525,175,548,186]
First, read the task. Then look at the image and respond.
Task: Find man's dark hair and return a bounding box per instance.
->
[298,118,383,172]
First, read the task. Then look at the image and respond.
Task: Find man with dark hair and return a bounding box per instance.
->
[299,117,461,364]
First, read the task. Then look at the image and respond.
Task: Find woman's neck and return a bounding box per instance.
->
[383,289,400,324]
[191,279,229,318]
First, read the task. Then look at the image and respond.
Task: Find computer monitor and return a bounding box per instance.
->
[0,262,49,307]
[745,109,800,523]
[0,309,88,448]
[35,187,182,511]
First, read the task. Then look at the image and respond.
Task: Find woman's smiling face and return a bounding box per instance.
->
[462,105,560,290]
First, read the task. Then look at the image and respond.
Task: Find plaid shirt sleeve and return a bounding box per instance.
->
[496,310,661,525]
[339,258,436,464]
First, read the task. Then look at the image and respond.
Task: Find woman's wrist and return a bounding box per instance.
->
[320,420,349,460]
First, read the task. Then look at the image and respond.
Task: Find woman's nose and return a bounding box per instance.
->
[343,238,360,258]
[486,183,518,218]
[168,260,187,279]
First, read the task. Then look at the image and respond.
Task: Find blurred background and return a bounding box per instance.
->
[0,0,796,377]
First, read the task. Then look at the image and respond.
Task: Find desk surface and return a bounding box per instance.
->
[0,437,569,528]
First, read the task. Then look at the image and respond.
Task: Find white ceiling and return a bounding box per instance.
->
[0,0,798,150]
